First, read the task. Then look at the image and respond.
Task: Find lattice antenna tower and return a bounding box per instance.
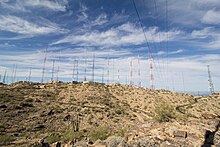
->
[207,65,214,94]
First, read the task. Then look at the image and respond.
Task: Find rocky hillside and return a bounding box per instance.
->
[0,81,219,147]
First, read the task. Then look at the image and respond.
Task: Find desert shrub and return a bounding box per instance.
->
[0,125,5,132]
[88,126,111,143]
[63,130,86,142]
[45,133,61,144]
[25,98,34,103]
[154,103,176,122]
[0,135,13,146]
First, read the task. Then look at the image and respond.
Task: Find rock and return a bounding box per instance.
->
[33,124,45,131]
[173,130,187,138]
[131,137,159,147]
[92,139,106,147]
[48,110,54,116]
[213,129,220,146]
[51,142,61,147]
[74,140,88,147]
[104,136,127,147]
[64,114,71,121]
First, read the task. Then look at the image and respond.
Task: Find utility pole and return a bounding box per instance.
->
[207,65,214,94]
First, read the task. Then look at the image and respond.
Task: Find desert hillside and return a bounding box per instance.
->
[0,81,219,147]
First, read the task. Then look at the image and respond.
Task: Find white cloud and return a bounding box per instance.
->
[91,13,108,26]
[52,22,183,47]
[0,15,66,35]
[0,0,68,12]
[0,42,15,48]
[202,9,220,24]
[23,0,67,11]
[191,27,213,39]
[190,27,220,50]
[156,49,183,55]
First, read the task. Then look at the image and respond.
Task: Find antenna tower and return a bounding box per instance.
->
[149,58,154,89]
[130,58,133,86]
[207,65,214,94]
[41,48,47,83]
[51,60,55,81]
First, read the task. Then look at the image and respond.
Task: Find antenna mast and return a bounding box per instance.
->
[92,55,95,82]
[149,58,154,89]
[130,58,133,86]
[28,68,32,82]
[138,52,141,87]
[51,60,55,81]
[41,48,47,83]
[3,70,7,84]
[207,65,214,94]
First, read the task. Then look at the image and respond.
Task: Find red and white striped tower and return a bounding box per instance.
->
[84,58,87,81]
[130,58,133,86]
[138,53,141,87]
[149,58,154,89]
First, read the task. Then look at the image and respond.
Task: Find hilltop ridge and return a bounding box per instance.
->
[0,81,219,146]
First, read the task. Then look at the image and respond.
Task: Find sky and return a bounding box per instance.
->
[0,0,219,92]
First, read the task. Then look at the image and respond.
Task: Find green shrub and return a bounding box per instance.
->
[63,130,86,142]
[88,126,111,143]
[45,133,61,144]
[0,135,13,146]
[154,103,176,122]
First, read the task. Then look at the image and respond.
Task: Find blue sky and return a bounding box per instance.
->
[0,0,219,92]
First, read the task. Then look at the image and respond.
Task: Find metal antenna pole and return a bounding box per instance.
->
[76,59,79,82]
[41,47,47,83]
[11,64,15,83]
[107,56,109,84]
[72,59,75,81]
[149,58,154,89]
[102,67,104,83]
[138,53,141,87]
[182,72,185,93]
[14,64,17,83]
[207,65,214,94]
[84,58,87,81]
[130,58,133,86]
[28,68,32,82]
[3,70,7,84]
[51,60,55,81]
[92,54,95,82]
